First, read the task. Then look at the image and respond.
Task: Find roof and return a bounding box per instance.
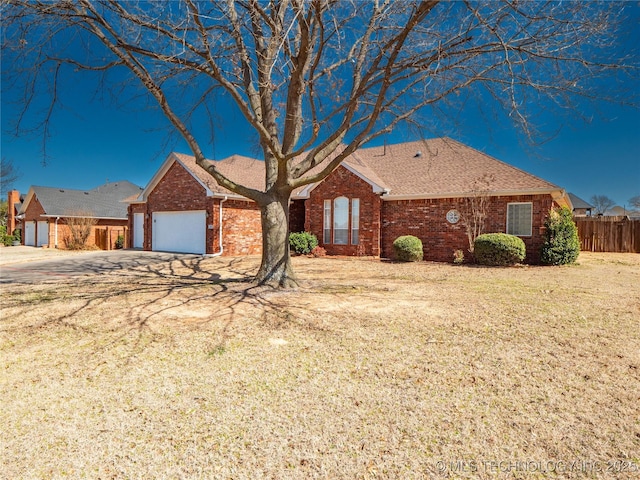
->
[138,137,567,203]
[19,181,143,219]
[348,138,562,198]
[567,192,593,209]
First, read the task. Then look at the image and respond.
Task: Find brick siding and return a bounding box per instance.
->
[304,166,381,256]
[140,160,263,255]
[23,195,127,249]
[381,194,555,264]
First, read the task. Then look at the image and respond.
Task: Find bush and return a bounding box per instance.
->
[540,207,580,265]
[393,235,423,262]
[0,226,13,246]
[289,232,319,255]
[115,234,125,249]
[474,233,526,266]
[12,229,21,241]
[311,246,326,257]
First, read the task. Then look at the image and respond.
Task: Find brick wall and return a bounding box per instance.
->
[55,220,128,249]
[142,161,263,255]
[381,194,555,264]
[305,166,381,256]
[220,199,262,256]
[7,190,20,234]
[21,195,47,246]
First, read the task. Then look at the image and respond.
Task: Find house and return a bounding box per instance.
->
[129,138,571,263]
[16,181,143,249]
[567,193,593,217]
[6,190,24,236]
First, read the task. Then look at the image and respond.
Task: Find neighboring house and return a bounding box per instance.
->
[6,190,24,236]
[130,138,571,264]
[17,181,143,249]
[568,193,593,216]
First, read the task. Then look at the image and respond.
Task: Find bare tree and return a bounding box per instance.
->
[590,195,616,215]
[2,1,636,286]
[1,158,21,196]
[460,174,494,254]
[629,195,640,210]
[63,211,98,250]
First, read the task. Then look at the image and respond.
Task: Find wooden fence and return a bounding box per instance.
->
[94,226,128,250]
[574,216,640,253]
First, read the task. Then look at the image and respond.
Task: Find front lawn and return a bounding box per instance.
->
[1,252,638,478]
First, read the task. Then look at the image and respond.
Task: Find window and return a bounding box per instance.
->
[351,199,360,245]
[507,202,533,236]
[323,197,360,245]
[323,200,331,244]
[333,197,349,244]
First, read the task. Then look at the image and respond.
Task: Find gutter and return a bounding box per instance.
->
[381,188,564,201]
[208,196,228,257]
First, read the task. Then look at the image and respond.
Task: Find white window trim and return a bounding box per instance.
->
[506,202,533,237]
[333,197,349,245]
[323,199,331,244]
[351,198,360,245]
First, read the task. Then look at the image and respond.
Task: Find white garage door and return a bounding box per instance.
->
[37,221,49,247]
[133,213,144,249]
[25,222,36,246]
[152,210,206,254]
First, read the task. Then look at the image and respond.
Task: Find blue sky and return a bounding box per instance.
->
[2,8,639,208]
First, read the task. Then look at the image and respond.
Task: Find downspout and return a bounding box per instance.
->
[209,196,228,257]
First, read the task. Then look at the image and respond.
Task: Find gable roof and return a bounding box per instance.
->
[19,181,143,219]
[132,152,266,202]
[137,138,567,204]
[567,192,593,210]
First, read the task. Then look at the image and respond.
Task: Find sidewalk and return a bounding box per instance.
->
[0,245,86,266]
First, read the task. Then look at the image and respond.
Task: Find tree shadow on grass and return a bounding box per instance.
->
[0,255,304,366]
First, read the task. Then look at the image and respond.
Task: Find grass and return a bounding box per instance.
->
[1,252,639,479]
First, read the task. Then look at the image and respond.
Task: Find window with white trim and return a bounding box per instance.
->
[333,197,349,244]
[507,202,533,236]
[351,199,360,245]
[323,200,331,244]
[323,197,360,245]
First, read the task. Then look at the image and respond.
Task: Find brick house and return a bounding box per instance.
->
[131,138,571,263]
[17,181,143,249]
[126,153,264,255]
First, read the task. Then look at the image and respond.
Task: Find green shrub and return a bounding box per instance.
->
[12,229,21,241]
[540,207,580,265]
[393,235,423,262]
[289,232,319,255]
[115,234,125,249]
[0,226,11,246]
[474,233,526,266]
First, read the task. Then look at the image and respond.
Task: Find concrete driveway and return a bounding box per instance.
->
[0,247,203,284]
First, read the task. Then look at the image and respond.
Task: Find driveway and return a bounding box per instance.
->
[0,247,203,284]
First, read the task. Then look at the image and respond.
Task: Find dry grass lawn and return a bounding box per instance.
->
[1,252,639,479]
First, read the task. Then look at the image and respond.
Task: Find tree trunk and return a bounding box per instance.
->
[254,193,298,288]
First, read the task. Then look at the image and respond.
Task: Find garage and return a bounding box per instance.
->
[24,222,36,246]
[37,221,49,247]
[152,210,206,254]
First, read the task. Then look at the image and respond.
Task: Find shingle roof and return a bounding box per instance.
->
[172,152,266,194]
[22,181,143,219]
[350,138,560,197]
[567,192,593,209]
[161,137,564,200]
